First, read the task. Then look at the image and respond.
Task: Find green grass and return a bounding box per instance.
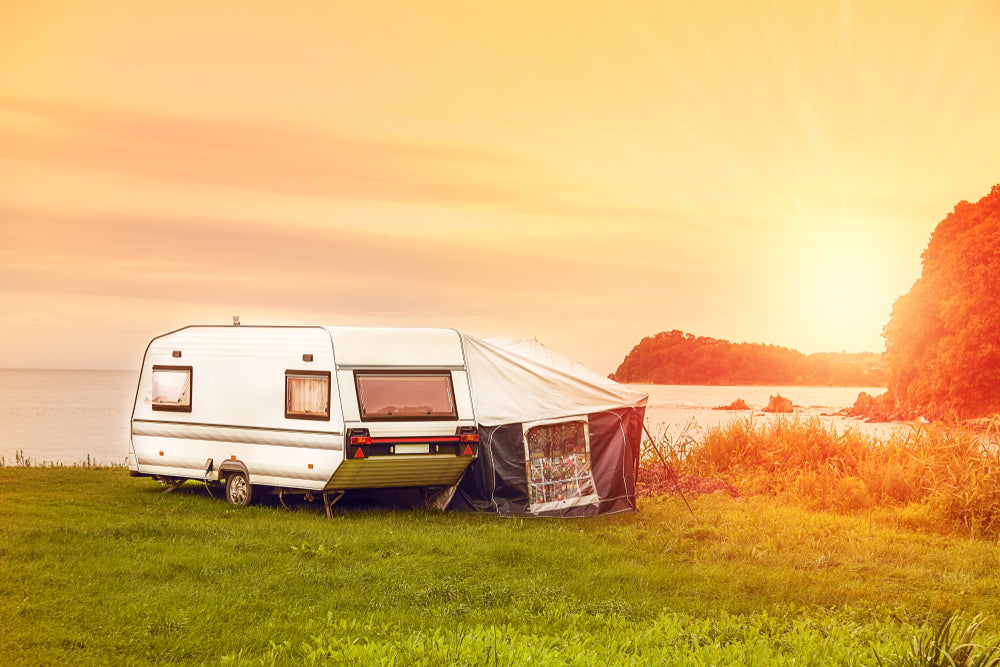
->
[879,612,1000,667]
[2,468,1000,664]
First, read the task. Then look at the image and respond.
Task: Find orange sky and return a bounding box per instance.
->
[2,0,999,373]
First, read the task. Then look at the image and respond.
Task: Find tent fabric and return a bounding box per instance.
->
[461,335,647,426]
[448,422,527,515]
[447,407,646,517]
[447,335,648,517]
[588,407,644,515]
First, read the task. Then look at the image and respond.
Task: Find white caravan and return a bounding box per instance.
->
[129,325,479,512]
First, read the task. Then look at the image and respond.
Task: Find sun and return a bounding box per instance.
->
[789,235,895,352]
[807,250,873,321]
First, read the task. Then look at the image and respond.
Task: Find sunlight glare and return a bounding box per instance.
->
[790,232,893,352]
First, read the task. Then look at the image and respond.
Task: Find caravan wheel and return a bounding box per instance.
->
[225,471,253,506]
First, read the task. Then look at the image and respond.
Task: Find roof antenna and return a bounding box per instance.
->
[233,315,240,326]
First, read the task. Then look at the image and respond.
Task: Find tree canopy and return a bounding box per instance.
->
[882,184,1000,418]
[611,330,886,386]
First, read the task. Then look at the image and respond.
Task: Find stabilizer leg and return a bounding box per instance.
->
[161,478,186,494]
[321,490,344,518]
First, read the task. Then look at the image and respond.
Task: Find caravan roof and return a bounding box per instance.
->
[326,327,465,368]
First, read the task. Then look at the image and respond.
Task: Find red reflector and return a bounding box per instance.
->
[459,433,479,443]
[353,447,366,459]
[350,436,372,446]
[462,445,474,456]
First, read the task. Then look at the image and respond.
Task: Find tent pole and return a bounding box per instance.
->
[641,422,694,517]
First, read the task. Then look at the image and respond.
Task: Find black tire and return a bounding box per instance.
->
[225,471,253,506]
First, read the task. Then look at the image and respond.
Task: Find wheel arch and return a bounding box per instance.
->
[218,460,249,480]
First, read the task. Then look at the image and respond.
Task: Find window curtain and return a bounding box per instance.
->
[288,376,329,415]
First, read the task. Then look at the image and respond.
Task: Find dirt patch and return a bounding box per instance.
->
[638,462,740,499]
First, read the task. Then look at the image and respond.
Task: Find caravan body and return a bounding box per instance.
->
[129,325,478,500]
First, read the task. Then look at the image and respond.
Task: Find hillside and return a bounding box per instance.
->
[611,330,886,386]
[881,184,1000,419]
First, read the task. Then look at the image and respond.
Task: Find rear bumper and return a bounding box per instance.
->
[325,454,473,489]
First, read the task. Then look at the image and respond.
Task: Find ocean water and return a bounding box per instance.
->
[639,383,898,440]
[0,369,137,466]
[0,370,891,466]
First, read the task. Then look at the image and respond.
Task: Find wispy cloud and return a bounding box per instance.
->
[0,96,532,201]
[0,97,705,230]
[0,205,674,318]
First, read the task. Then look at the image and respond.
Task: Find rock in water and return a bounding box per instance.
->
[843,391,891,422]
[713,398,750,411]
[763,394,793,413]
[846,392,877,416]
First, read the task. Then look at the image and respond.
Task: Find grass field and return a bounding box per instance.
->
[2,466,1000,665]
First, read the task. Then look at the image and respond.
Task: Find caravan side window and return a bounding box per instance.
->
[150,365,192,412]
[524,420,595,506]
[285,370,331,421]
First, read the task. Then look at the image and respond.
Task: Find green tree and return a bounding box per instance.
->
[883,184,1000,418]
[612,331,883,386]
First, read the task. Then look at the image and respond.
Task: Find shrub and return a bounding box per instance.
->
[662,415,1000,537]
[876,612,1000,667]
[832,477,871,513]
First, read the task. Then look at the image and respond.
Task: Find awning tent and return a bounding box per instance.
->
[447,335,648,517]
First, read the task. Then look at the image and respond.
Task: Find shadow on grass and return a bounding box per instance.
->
[139,477,447,516]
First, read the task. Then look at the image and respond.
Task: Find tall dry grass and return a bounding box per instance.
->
[673,415,1000,537]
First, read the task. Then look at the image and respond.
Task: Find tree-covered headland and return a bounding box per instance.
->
[611,331,886,386]
[881,184,1000,419]
[614,184,1000,421]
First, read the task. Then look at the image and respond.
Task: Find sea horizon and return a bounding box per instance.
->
[0,369,891,467]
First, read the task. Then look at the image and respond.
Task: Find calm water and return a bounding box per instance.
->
[639,383,897,440]
[0,369,138,466]
[0,370,891,466]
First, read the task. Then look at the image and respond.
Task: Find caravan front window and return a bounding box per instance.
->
[525,420,596,507]
[354,371,457,421]
[149,365,192,412]
[285,370,331,420]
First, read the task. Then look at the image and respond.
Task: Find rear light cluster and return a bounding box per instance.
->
[345,427,479,458]
[458,426,478,456]
[348,428,371,459]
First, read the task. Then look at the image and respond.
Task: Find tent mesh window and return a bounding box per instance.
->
[525,420,595,505]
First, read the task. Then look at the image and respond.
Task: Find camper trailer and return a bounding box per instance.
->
[129,325,480,511]
[130,323,648,517]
